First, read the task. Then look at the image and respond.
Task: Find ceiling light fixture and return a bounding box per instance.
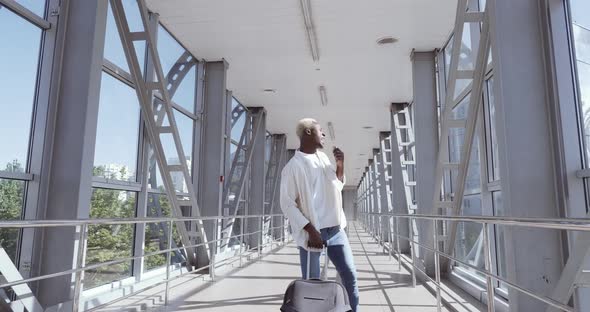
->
[263,89,276,93]
[363,126,373,129]
[377,36,399,45]
[319,86,328,106]
[299,0,319,62]
[327,122,336,140]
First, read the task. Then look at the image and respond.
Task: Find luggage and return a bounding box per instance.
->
[280,248,352,312]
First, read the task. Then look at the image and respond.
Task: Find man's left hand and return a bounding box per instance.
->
[333,147,344,164]
[333,147,344,182]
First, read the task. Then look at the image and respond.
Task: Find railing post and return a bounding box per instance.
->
[258,216,263,259]
[388,216,393,260]
[409,217,417,288]
[281,217,285,245]
[270,214,274,250]
[433,220,442,312]
[482,223,496,312]
[395,217,401,271]
[239,216,244,267]
[165,220,173,305]
[210,218,217,281]
[72,224,87,312]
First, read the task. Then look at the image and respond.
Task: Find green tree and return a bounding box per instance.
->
[85,166,136,288]
[0,160,25,263]
[144,193,184,271]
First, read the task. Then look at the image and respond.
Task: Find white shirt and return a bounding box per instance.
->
[280,150,347,250]
[300,152,340,229]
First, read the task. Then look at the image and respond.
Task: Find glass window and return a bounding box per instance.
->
[265,133,272,174]
[458,24,474,71]
[231,100,246,143]
[157,25,196,113]
[147,148,165,192]
[14,0,46,17]
[144,193,183,272]
[104,2,145,73]
[571,0,590,163]
[464,136,481,194]
[86,188,136,289]
[485,78,500,181]
[444,37,453,83]
[0,8,42,171]
[492,191,507,285]
[94,72,141,182]
[455,195,484,277]
[0,177,25,264]
[571,0,590,31]
[146,110,193,193]
[230,143,238,164]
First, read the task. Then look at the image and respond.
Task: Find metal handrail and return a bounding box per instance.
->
[359,212,581,312]
[0,213,285,228]
[0,213,290,311]
[361,212,590,232]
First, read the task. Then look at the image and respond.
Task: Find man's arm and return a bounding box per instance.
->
[333,147,345,183]
[279,166,323,249]
[279,166,310,232]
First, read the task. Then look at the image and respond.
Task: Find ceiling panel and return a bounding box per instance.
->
[147,0,456,185]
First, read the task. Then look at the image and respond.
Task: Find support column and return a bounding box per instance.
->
[489,1,563,310]
[35,1,108,308]
[368,160,379,237]
[412,50,438,275]
[198,60,229,256]
[362,172,371,228]
[374,149,389,242]
[246,107,266,248]
[271,135,287,240]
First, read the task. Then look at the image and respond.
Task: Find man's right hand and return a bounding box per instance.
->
[304,223,324,249]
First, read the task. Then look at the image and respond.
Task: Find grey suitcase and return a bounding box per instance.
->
[280,248,352,312]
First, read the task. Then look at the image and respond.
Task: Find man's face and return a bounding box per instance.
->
[313,124,326,149]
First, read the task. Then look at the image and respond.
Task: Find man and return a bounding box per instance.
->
[280,118,359,311]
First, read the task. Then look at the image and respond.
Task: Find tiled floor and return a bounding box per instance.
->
[97,223,453,311]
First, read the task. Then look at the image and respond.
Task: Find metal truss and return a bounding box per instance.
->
[231,102,247,129]
[548,232,590,311]
[377,134,395,249]
[390,103,421,257]
[0,248,43,311]
[110,0,209,267]
[431,0,491,266]
[391,103,417,213]
[368,159,380,240]
[263,134,287,237]
[370,151,384,245]
[219,108,265,251]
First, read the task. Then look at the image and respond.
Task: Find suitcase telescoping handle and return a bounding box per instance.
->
[306,246,329,281]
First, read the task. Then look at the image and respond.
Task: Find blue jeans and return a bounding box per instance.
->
[299,226,359,312]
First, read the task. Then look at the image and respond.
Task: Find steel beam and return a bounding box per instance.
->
[36,1,108,307]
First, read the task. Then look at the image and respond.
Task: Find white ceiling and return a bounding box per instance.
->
[147,0,456,186]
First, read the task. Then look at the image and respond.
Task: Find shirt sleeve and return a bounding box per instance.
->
[321,152,345,191]
[280,165,310,232]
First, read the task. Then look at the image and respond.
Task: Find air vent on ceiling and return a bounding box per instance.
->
[377,36,399,45]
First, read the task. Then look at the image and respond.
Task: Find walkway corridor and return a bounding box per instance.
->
[97,223,454,311]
